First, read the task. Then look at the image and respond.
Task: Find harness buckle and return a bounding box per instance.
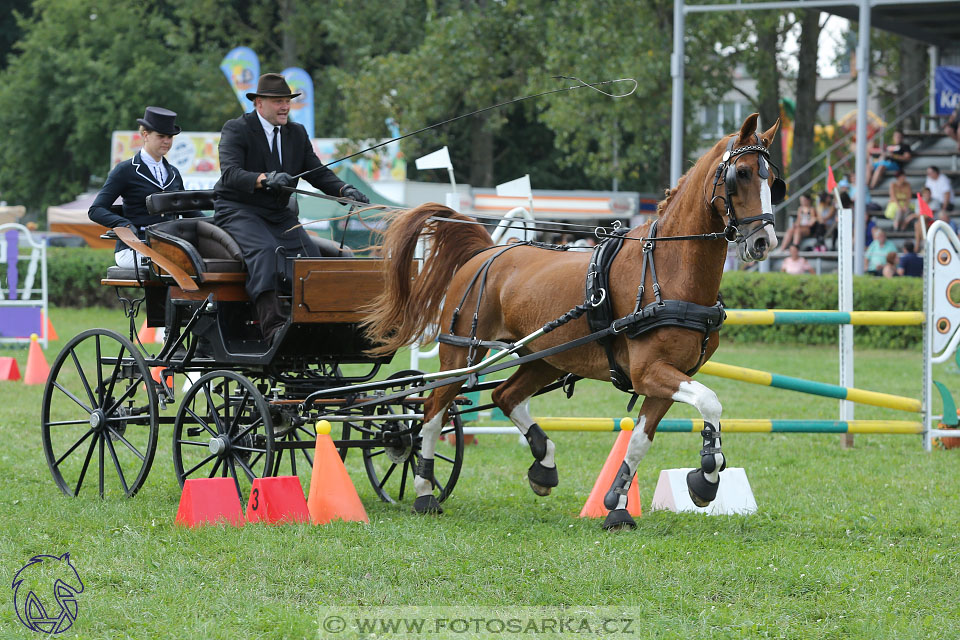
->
[589,287,607,308]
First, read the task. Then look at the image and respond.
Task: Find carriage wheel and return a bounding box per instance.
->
[360,370,464,504]
[41,329,159,498]
[172,371,274,503]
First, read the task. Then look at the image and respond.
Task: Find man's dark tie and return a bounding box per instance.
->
[271,126,281,169]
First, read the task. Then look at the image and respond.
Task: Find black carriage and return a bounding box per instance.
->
[40,191,465,504]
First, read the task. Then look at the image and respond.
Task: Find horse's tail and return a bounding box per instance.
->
[362,203,493,356]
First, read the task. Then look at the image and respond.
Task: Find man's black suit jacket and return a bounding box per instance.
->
[213,111,346,211]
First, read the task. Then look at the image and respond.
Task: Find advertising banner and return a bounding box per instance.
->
[934,66,960,116]
[282,67,315,139]
[220,46,260,114]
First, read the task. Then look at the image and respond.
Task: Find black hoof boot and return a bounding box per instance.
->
[686,468,718,507]
[527,460,558,496]
[412,495,443,515]
[603,462,633,511]
[602,509,637,531]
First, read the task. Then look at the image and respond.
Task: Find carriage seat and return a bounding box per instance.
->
[147,218,245,277]
[145,190,215,216]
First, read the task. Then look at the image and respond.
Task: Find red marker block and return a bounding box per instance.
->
[175,478,243,527]
[0,357,21,381]
[245,476,309,524]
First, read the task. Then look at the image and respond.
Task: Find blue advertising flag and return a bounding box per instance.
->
[220,47,260,113]
[934,66,960,116]
[282,67,315,139]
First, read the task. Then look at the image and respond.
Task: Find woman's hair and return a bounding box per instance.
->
[895,170,905,178]
[138,125,152,137]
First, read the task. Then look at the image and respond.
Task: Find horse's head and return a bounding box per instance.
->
[709,113,784,262]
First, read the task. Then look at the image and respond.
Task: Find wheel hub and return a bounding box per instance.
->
[89,409,106,431]
[208,436,229,455]
[384,432,414,464]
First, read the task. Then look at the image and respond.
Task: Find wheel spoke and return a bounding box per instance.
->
[98,433,105,498]
[207,457,223,479]
[231,445,266,453]
[103,344,126,405]
[202,382,226,434]
[176,439,210,447]
[105,414,151,424]
[227,457,242,501]
[108,428,145,461]
[378,462,397,489]
[70,348,97,409]
[229,388,251,435]
[53,381,93,414]
[300,448,314,467]
[182,404,218,438]
[434,475,446,494]
[105,375,147,416]
[55,429,95,467]
[183,453,218,478]
[47,418,94,427]
[235,455,257,481]
[249,452,264,470]
[289,441,297,476]
[73,434,99,496]
[95,335,104,405]
[104,434,129,495]
[366,449,386,459]
[436,453,456,464]
[232,417,265,442]
[398,460,409,501]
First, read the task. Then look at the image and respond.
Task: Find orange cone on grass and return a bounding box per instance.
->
[579,417,642,518]
[306,420,368,524]
[0,357,20,381]
[42,312,58,341]
[137,319,156,344]
[23,334,50,385]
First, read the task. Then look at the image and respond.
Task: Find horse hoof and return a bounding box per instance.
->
[686,468,718,507]
[602,509,636,531]
[412,495,443,515]
[528,460,558,496]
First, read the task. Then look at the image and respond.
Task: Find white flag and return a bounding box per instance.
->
[415,146,453,171]
[496,175,532,198]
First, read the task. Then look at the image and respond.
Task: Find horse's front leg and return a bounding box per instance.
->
[634,362,726,509]
[601,396,673,530]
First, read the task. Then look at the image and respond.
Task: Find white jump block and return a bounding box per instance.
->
[650,468,757,515]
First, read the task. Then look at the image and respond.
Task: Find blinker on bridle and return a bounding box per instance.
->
[711,136,786,244]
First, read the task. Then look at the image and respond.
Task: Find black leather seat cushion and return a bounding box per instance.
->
[148,218,245,273]
[105,266,150,280]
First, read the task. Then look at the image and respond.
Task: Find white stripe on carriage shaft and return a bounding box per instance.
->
[509,400,555,468]
[612,417,650,510]
[415,408,448,497]
[760,180,779,250]
[672,380,724,484]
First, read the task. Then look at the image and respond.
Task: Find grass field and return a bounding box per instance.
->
[1,306,959,639]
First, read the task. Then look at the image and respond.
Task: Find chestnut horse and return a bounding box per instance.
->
[362,114,780,529]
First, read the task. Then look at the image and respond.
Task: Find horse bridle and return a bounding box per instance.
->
[710,136,786,244]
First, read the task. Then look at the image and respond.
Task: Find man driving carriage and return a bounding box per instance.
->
[213,72,370,345]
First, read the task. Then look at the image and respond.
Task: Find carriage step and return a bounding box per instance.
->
[187,427,204,437]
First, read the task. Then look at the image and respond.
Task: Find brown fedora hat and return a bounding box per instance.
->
[245,73,301,101]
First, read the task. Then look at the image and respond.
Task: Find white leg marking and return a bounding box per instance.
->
[673,380,724,483]
[614,417,650,509]
[415,409,447,497]
[509,398,555,468]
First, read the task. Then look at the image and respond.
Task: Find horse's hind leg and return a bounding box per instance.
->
[412,345,476,514]
[490,361,565,496]
[634,362,726,509]
[601,396,673,530]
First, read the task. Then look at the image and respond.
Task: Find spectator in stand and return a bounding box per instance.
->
[912,187,940,249]
[885,170,914,231]
[925,166,954,215]
[780,244,815,274]
[780,193,818,251]
[868,130,913,189]
[897,241,923,277]
[881,251,898,278]
[944,102,960,153]
[865,228,897,274]
[817,191,837,250]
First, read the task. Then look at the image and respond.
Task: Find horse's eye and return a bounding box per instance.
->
[737,168,750,180]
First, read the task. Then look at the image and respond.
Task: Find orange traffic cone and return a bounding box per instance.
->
[150,366,173,390]
[137,319,156,344]
[43,312,58,341]
[306,420,368,524]
[23,333,50,385]
[579,418,642,518]
[0,357,21,381]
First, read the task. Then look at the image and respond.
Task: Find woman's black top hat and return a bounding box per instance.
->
[246,73,302,101]
[136,106,181,135]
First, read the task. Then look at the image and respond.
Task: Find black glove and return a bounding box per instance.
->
[341,185,369,204]
[263,171,295,192]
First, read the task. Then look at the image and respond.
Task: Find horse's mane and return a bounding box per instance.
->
[655,135,732,219]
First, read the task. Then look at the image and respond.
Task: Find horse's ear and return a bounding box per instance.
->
[760,119,781,148]
[737,113,759,144]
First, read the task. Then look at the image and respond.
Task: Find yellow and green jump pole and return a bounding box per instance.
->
[723,309,925,326]
[464,417,924,435]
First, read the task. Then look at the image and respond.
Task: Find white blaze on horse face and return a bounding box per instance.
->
[760,180,779,250]
[509,399,555,467]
